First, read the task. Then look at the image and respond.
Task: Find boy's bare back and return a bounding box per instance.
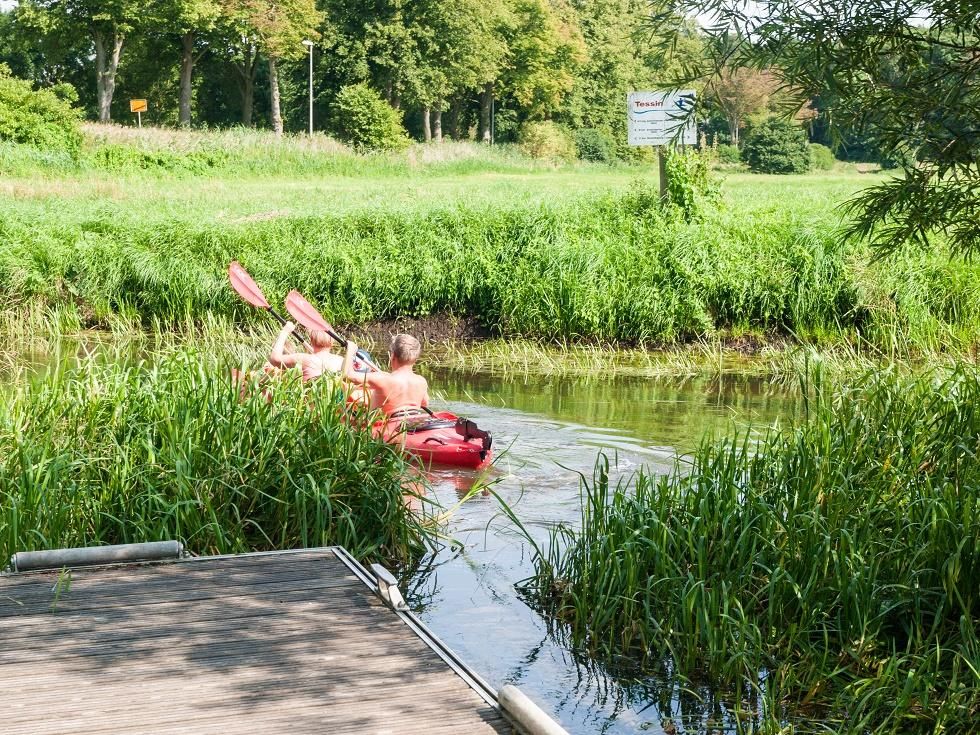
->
[343,334,428,416]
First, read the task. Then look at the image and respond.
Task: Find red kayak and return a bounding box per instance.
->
[374,410,493,470]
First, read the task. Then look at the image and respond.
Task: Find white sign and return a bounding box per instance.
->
[627,90,697,146]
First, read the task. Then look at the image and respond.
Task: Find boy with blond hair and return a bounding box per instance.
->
[266,321,343,381]
[342,334,428,417]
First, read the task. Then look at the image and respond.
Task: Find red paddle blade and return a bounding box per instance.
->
[285,290,332,333]
[228,261,270,309]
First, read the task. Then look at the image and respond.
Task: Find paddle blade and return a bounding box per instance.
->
[228,261,270,309]
[285,290,332,333]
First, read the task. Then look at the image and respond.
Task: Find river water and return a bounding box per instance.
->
[413,367,801,735]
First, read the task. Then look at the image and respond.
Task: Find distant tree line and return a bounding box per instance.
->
[0,0,702,150]
[3,0,853,157]
[1,0,934,168]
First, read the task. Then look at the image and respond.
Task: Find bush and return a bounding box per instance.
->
[0,65,82,155]
[664,148,720,220]
[809,143,836,170]
[716,143,741,164]
[574,128,616,163]
[742,118,811,174]
[330,84,409,152]
[90,143,229,173]
[518,121,575,161]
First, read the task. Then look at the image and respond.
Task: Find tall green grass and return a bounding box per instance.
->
[2,179,979,356]
[0,349,429,564]
[1,128,978,355]
[523,365,980,732]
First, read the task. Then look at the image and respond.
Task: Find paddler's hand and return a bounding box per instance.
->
[346,340,358,358]
[283,321,296,333]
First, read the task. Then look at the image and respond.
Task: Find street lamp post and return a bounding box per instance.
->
[301,39,314,136]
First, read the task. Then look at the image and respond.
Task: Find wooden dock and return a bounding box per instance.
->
[0,547,518,734]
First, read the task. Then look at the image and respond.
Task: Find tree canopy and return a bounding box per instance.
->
[652,0,980,257]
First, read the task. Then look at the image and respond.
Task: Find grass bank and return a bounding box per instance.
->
[0,349,430,564]
[521,366,980,732]
[1,127,978,357]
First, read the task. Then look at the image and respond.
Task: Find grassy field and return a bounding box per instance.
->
[1,126,979,359]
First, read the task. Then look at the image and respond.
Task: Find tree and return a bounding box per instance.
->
[742,117,810,173]
[503,0,586,118]
[218,0,262,125]
[652,1,980,257]
[231,0,320,135]
[707,67,778,147]
[157,0,222,127]
[559,0,641,147]
[482,0,586,142]
[408,0,507,141]
[18,0,143,122]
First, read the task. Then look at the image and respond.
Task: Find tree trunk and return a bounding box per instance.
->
[728,114,739,147]
[432,108,442,143]
[233,45,258,126]
[479,83,493,143]
[179,31,194,127]
[269,55,283,136]
[447,100,461,139]
[94,29,125,123]
[422,105,431,141]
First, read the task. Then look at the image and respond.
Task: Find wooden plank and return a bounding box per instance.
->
[0,549,339,589]
[0,549,511,734]
[0,574,367,616]
[0,561,357,615]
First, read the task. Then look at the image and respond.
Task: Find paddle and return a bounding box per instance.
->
[285,290,380,372]
[283,289,491,450]
[227,261,312,352]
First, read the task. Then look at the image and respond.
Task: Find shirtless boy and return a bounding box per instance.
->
[266,321,343,381]
[342,334,428,419]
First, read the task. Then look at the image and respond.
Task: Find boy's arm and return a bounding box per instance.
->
[268,322,300,368]
[343,341,386,386]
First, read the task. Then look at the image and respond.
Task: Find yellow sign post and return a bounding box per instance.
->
[130,99,148,127]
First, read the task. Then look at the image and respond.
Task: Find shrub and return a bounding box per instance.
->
[574,127,616,163]
[716,143,740,164]
[742,118,811,174]
[664,148,720,220]
[809,142,836,170]
[330,84,409,152]
[0,65,82,155]
[90,143,229,173]
[518,121,575,161]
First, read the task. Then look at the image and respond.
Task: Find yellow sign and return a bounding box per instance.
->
[130,99,148,113]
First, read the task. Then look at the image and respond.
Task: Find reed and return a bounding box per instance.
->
[0,348,430,564]
[523,365,980,732]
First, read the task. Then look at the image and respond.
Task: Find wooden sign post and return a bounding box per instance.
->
[130,99,148,128]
